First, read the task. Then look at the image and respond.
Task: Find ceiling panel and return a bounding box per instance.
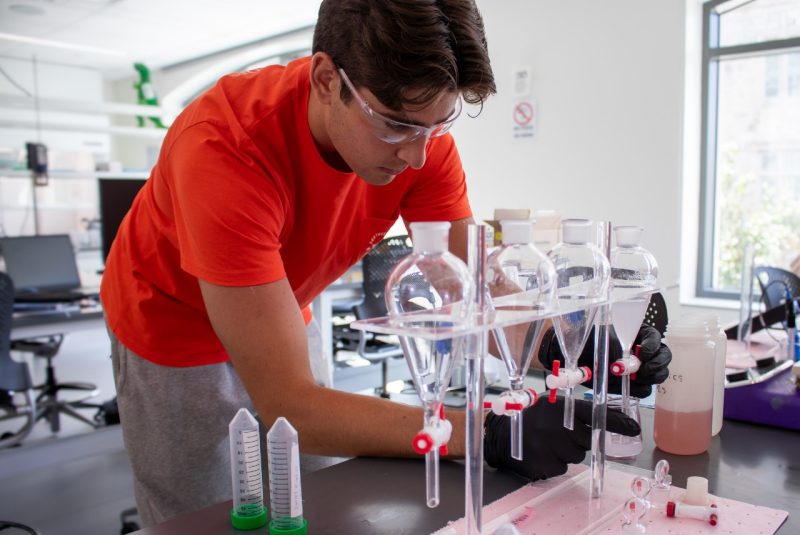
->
[0,0,321,77]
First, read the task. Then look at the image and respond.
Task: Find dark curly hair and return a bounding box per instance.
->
[312,0,496,110]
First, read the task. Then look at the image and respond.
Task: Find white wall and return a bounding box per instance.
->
[0,57,110,157]
[450,0,728,321]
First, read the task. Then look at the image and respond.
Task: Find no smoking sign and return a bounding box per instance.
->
[512,99,536,139]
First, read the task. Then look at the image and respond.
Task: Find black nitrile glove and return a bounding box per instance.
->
[484,398,640,481]
[538,324,671,398]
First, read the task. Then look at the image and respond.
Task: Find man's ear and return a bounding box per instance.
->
[309,52,339,105]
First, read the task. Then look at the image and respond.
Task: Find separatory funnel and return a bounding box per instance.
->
[608,226,658,457]
[546,219,610,430]
[486,220,556,460]
[385,221,473,508]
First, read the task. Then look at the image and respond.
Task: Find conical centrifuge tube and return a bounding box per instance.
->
[229,408,267,530]
[547,219,610,429]
[486,219,555,460]
[267,417,308,534]
[610,226,658,417]
[385,221,473,508]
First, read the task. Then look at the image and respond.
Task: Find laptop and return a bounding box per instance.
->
[1,234,98,303]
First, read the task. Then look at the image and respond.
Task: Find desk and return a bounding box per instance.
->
[11,302,104,340]
[311,281,362,356]
[136,408,796,534]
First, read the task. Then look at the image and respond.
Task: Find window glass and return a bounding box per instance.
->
[718,0,800,48]
[711,50,800,291]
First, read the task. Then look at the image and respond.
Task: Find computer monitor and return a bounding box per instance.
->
[1,234,82,293]
[98,178,146,263]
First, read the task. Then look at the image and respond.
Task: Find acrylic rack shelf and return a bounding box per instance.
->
[351,287,657,340]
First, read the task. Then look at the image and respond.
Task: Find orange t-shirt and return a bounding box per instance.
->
[100,57,472,367]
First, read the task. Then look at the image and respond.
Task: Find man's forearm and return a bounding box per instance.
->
[254,382,467,458]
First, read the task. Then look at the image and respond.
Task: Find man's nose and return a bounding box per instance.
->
[396,135,429,170]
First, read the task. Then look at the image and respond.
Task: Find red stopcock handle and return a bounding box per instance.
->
[412,405,451,455]
[549,361,560,403]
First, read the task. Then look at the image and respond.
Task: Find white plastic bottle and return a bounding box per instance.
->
[704,315,727,436]
[655,318,715,455]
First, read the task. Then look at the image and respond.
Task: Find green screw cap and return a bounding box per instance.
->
[268,518,308,535]
[230,505,268,531]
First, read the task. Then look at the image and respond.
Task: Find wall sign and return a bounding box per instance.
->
[512,99,536,139]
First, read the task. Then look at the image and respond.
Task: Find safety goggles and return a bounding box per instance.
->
[338,68,462,145]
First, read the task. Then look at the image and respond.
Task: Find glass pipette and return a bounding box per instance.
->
[229,408,267,530]
[267,417,308,534]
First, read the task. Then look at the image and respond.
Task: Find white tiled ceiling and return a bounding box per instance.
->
[0,0,321,77]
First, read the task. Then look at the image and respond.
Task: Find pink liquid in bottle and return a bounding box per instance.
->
[654,407,712,455]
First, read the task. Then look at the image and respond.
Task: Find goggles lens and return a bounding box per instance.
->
[338,68,461,144]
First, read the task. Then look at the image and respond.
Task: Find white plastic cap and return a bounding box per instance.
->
[561,219,594,244]
[683,476,709,506]
[501,220,534,245]
[615,226,643,247]
[410,221,451,253]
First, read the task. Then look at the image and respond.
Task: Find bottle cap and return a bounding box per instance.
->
[683,476,709,506]
[231,505,268,530]
[501,220,534,245]
[410,221,451,253]
[561,219,594,244]
[614,226,643,247]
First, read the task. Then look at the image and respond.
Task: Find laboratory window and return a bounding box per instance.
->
[697,0,800,298]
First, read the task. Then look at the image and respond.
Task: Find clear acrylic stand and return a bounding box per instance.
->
[352,223,657,534]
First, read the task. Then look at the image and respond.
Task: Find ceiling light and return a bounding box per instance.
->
[0,32,128,57]
[9,4,45,16]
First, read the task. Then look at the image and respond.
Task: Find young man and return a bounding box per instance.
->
[102,0,656,525]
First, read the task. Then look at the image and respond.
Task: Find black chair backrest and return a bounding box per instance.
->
[354,235,412,320]
[643,291,668,336]
[754,266,800,310]
[0,272,12,356]
[0,272,33,392]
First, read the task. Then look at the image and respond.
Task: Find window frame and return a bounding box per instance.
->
[697,0,800,299]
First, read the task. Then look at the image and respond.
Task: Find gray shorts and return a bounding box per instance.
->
[108,320,345,527]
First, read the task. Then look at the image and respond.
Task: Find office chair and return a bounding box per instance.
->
[10,333,101,433]
[0,273,37,449]
[754,266,800,310]
[335,235,412,398]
